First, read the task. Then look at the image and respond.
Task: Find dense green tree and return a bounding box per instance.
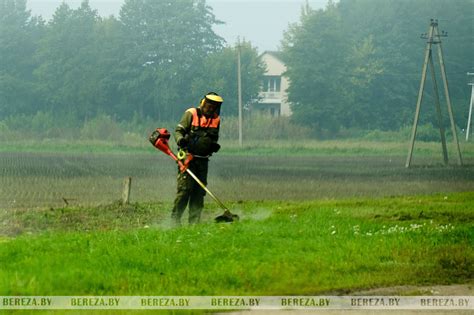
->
[190,40,265,117]
[282,0,473,134]
[341,35,384,129]
[338,0,473,130]
[92,15,125,118]
[34,0,104,122]
[116,0,225,121]
[282,1,350,134]
[0,0,44,117]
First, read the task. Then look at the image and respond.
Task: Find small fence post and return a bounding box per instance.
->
[122,177,132,205]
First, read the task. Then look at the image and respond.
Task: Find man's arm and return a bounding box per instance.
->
[210,120,220,152]
[174,109,193,146]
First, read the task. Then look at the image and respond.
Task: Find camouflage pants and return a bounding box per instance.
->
[171,158,208,224]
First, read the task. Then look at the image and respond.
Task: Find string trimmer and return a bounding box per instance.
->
[149,128,239,223]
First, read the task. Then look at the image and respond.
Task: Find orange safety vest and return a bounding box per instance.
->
[188,108,220,129]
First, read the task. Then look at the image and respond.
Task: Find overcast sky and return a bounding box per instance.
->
[26,0,330,52]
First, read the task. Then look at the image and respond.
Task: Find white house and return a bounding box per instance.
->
[254,51,291,117]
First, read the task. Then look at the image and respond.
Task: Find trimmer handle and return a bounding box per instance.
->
[177,149,194,173]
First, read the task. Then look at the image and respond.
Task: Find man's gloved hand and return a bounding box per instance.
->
[211,142,221,153]
[177,137,188,149]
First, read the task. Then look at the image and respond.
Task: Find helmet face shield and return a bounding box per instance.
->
[201,101,219,116]
[200,92,223,116]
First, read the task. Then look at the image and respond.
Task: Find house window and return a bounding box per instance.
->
[270,107,280,117]
[262,76,281,92]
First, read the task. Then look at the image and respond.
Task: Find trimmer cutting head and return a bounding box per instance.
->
[215,210,240,223]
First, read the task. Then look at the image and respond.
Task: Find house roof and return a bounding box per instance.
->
[261,51,285,62]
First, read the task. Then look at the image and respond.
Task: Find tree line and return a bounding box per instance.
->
[0,0,472,138]
[282,0,472,135]
[0,0,264,131]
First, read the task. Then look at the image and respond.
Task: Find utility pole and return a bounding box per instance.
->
[466,72,474,141]
[237,39,243,147]
[406,19,463,168]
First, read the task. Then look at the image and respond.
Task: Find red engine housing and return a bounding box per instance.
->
[149,128,172,156]
[149,127,192,173]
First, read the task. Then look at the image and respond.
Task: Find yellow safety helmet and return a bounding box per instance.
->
[200,92,223,107]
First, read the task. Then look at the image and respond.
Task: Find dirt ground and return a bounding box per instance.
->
[350,283,473,296]
[220,311,472,315]
[216,284,473,315]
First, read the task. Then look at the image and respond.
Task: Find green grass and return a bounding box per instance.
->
[1,192,472,296]
[2,138,474,157]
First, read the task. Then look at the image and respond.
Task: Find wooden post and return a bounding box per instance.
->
[406,23,434,168]
[122,177,132,205]
[434,26,463,166]
[467,81,474,141]
[428,52,449,165]
[237,39,243,148]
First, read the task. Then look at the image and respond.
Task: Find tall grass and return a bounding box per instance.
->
[1,112,467,143]
[2,112,473,160]
[1,112,471,164]
[219,115,312,140]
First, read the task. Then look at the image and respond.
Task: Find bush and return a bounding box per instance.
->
[362,127,411,141]
[80,115,124,141]
[122,131,148,147]
[4,114,33,132]
[30,111,55,133]
[1,112,81,140]
[361,125,444,142]
[121,113,175,140]
[220,114,311,140]
[0,122,12,141]
[414,124,441,142]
